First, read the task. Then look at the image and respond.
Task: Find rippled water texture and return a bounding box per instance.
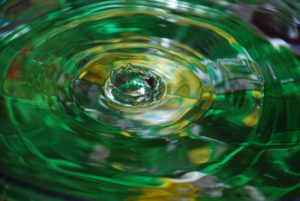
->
[0,0,300,200]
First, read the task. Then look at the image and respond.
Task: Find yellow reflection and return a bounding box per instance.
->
[112,162,125,171]
[188,147,210,164]
[252,91,262,99]
[131,180,199,201]
[243,106,260,127]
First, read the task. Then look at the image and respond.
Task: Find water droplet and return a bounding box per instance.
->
[104,64,166,107]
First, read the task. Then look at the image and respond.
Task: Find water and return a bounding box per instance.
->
[0,0,299,200]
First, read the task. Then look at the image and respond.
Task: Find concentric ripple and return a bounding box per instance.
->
[0,0,300,201]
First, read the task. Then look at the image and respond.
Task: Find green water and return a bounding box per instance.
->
[0,0,300,200]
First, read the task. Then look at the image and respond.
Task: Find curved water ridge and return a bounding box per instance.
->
[0,1,299,201]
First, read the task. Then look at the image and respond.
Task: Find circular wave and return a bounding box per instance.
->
[0,1,299,201]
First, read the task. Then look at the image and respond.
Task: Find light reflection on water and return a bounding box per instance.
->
[0,0,299,201]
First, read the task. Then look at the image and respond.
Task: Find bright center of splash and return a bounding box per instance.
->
[104,64,166,107]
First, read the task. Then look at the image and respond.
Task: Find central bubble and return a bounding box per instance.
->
[104,64,166,107]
